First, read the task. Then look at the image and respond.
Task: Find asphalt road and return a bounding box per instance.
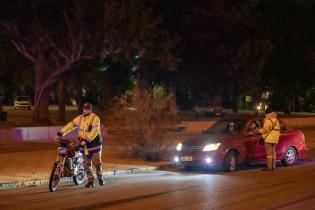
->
[1,156,315,210]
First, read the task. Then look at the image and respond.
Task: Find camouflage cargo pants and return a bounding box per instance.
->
[83,150,103,182]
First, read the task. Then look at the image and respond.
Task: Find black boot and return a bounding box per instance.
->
[85,181,95,188]
[98,178,105,186]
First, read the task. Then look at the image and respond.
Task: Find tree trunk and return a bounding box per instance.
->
[74,73,83,114]
[284,95,291,114]
[32,55,50,124]
[33,88,50,124]
[58,79,66,122]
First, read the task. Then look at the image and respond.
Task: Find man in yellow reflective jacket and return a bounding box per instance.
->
[258,107,280,171]
[54,102,104,187]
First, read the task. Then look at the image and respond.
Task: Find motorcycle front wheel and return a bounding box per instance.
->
[73,163,86,185]
[73,171,86,185]
[49,161,63,192]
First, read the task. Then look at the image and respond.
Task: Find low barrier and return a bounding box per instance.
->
[0,125,108,142]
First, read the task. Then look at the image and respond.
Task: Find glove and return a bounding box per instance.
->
[54,132,62,141]
[78,137,87,145]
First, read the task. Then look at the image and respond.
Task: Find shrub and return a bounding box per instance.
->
[109,89,178,161]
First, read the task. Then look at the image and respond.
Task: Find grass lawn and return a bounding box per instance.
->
[0,106,78,128]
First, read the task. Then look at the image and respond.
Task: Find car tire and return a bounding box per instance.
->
[223,151,238,172]
[281,147,297,166]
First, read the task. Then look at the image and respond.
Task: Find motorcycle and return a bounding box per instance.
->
[49,139,86,192]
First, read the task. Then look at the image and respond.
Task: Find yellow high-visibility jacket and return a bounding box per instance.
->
[60,113,102,151]
[259,114,280,144]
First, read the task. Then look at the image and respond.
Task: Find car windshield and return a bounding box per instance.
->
[16,97,30,101]
[205,119,246,135]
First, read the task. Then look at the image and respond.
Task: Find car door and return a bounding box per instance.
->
[275,121,291,158]
[243,120,266,162]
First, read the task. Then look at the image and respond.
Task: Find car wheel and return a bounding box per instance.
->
[223,151,237,172]
[281,147,297,166]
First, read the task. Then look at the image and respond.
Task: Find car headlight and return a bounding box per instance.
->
[176,143,182,151]
[202,143,221,151]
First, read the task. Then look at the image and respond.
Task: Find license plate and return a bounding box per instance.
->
[181,156,193,161]
[58,147,67,154]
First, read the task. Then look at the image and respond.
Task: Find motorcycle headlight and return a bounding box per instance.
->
[176,143,182,151]
[203,143,221,151]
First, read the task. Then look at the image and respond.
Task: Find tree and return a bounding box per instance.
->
[1,0,104,123]
[102,0,181,94]
[257,0,315,113]
[175,0,273,111]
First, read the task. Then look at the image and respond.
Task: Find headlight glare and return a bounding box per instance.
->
[176,143,182,151]
[203,143,221,151]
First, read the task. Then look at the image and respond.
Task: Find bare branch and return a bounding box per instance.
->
[39,54,95,98]
[43,33,69,62]
[10,39,35,62]
[3,22,36,62]
[64,12,76,61]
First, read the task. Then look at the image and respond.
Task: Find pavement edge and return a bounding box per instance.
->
[0,166,158,191]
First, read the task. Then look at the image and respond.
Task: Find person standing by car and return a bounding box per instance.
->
[258,107,281,171]
[54,102,104,187]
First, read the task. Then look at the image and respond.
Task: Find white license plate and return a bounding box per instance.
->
[58,147,67,154]
[181,156,193,161]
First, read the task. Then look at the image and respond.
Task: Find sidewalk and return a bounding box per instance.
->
[0,142,166,189]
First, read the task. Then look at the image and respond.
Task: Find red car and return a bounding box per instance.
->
[174,116,306,172]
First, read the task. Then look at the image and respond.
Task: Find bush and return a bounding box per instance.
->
[109,89,178,161]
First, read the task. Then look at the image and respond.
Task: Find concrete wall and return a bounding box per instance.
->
[0,125,108,142]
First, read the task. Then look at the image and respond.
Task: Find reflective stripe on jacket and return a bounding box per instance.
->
[259,113,280,144]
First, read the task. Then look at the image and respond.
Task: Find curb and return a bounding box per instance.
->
[0,166,158,191]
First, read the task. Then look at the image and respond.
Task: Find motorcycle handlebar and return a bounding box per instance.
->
[58,138,81,150]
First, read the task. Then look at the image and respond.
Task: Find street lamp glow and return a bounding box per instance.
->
[176,143,182,151]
